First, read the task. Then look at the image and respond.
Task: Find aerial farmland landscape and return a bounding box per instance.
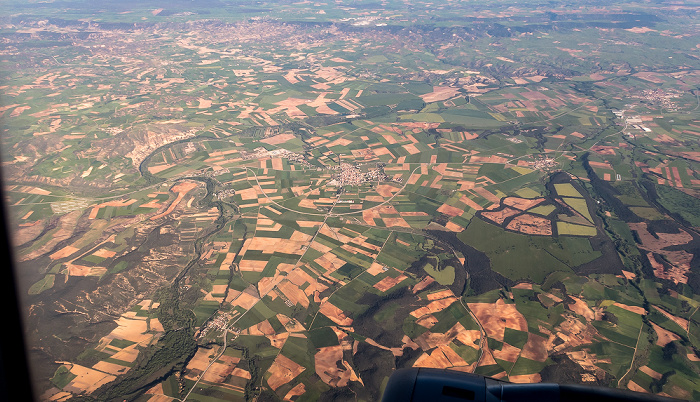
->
[1,0,700,400]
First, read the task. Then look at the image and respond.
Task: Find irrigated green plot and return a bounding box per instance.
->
[557,222,597,236]
[562,197,593,222]
[423,264,455,286]
[528,204,556,216]
[554,183,582,198]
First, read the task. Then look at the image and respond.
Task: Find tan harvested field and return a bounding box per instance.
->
[415,322,478,350]
[314,252,346,273]
[507,214,552,235]
[88,199,137,219]
[470,155,509,164]
[612,302,646,315]
[459,195,484,211]
[184,348,217,379]
[92,361,129,376]
[269,332,291,349]
[99,315,158,347]
[467,299,528,341]
[287,268,328,296]
[558,316,607,354]
[481,207,520,225]
[232,367,252,379]
[629,222,693,250]
[373,275,408,292]
[139,198,164,210]
[60,363,116,394]
[382,217,411,228]
[425,290,451,301]
[211,284,228,295]
[229,290,259,310]
[319,302,353,326]
[13,218,46,246]
[567,296,595,321]
[640,365,663,380]
[21,210,82,261]
[412,276,435,293]
[267,354,305,390]
[144,384,172,401]
[634,72,665,83]
[239,259,267,271]
[513,283,533,290]
[315,345,361,387]
[426,297,458,314]
[237,187,260,201]
[64,262,97,276]
[653,305,689,332]
[247,235,310,254]
[478,343,498,367]
[543,291,563,303]
[628,381,648,393]
[622,270,637,280]
[473,187,502,204]
[416,314,438,329]
[403,143,421,154]
[400,211,429,218]
[509,374,542,383]
[363,337,406,356]
[651,322,682,347]
[375,184,399,198]
[150,181,200,221]
[108,345,141,365]
[284,383,306,401]
[367,262,385,276]
[420,86,461,103]
[410,294,458,318]
[261,133,296,145]
[566,350,611,374]
[503,197,545,210]
[445,221,464,232]
[50,245,80,260]
[93,248,117,258]
[151,319,165,332]
[520,332,549,362]
[492,342,521,362]
[438,203,466,217]
[278,280,310,307]
[414,344,470,369]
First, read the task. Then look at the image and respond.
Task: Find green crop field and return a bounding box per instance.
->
[554,183,582,198]
[557,222,597,236]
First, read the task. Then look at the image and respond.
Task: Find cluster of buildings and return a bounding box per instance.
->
[640,88,683,112]
[527,155,558,170]
[215,188,236,200]
[327,163,390,187]
[197,311,234,341]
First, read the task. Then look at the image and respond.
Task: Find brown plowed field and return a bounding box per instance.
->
[467,299,528,341]
[482,207,520,225]
[315,345,359,387]
[503,197,545,210]
[506,214,552,235]
[319,302,353,326]
[267,354,306,390]
[520,332,548,362]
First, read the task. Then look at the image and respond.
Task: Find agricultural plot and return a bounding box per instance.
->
[4,1,700,401]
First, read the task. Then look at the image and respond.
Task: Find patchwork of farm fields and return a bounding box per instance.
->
[3,0,700,400]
